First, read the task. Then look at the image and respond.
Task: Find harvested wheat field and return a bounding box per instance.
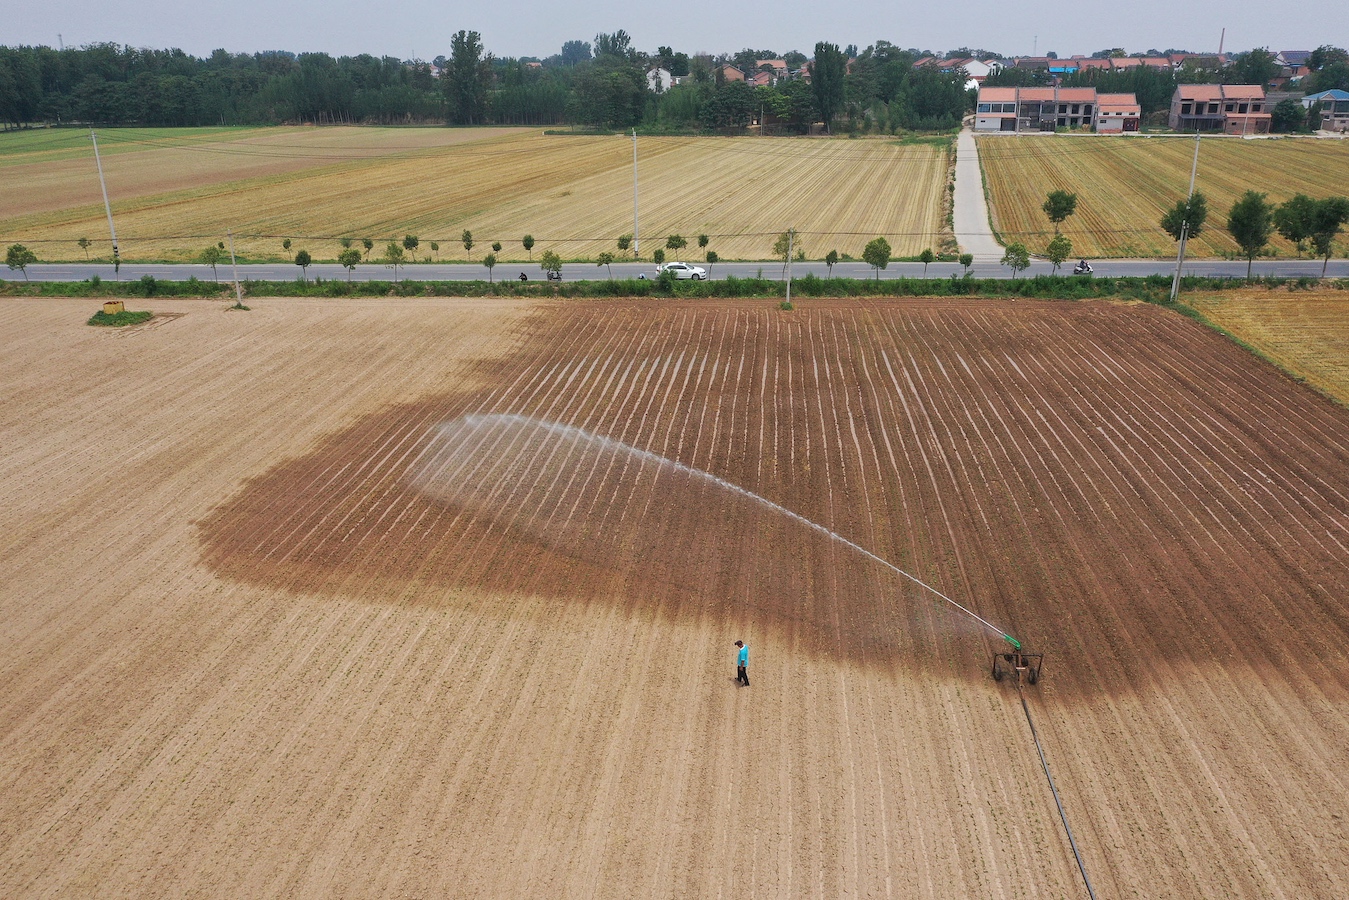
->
[0,128,948,263]
[978,135,1349,258]
[1187,288,1349,406]
[3,294,1349,898]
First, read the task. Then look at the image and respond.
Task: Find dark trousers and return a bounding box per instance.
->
[737,665,749,686]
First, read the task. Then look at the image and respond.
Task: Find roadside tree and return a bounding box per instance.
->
[862,237,891,281]
[462,230,474,258]
[1309,196,1349,276]
[522,234,535,259]
[1226,191,1273,279]
[338,247,361,281]
[362,238,374,259]
[666,234,686,260]
[918,247,935,277]
[653,248,666,265]
[1001,242,1031,279]
[959,252,974,275]
[1274,194,1317,254]
[825,249,839,276]
[1160,192,1208,242]
[1045,233,1072,273]
[540,249,563,279]
[295,249,312,281]
[483,252,497,282]
[772,230,798,278]
[385,243,405,282]
[596,251,614,279]
[403,235,419,262]
[78,237,92,259]
[6,243,37,280]
[199,245,223,281]
[705,250,718,276]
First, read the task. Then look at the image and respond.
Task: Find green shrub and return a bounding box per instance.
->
[87,309,153,327]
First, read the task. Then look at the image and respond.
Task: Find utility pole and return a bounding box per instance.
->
[1169,133,1202,303]
[227,231,245,308]
[91,130,120,280]
[631,129,640,259]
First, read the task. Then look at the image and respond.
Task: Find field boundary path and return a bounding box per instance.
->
[954,130,1005,261]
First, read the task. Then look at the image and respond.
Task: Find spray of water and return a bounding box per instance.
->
[408,413,1016,644]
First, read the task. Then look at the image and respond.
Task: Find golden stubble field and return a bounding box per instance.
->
[1187,287,1349,405]
[978,135,1349,258]
[0,127,949,263]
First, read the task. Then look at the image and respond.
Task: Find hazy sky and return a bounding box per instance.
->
[5,0,1339,61]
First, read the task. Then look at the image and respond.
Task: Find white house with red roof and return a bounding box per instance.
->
[976,86,1141,133]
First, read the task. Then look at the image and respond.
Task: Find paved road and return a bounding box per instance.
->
[953,130,1005,262]
[13,258,1349,284]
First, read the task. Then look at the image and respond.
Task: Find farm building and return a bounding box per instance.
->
[914,57,998,91]
[1303,89,1349,131]
[975,86,1139,133]
[1168,84,1271,134]
[974,87,1020,131]
[646,68,680,93]
[1095,93,1141,132]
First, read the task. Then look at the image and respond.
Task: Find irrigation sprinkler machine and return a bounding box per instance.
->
[991,633,1044,686]
[412,413,1049,688]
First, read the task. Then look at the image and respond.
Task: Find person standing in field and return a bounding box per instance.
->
[735,640,749,686]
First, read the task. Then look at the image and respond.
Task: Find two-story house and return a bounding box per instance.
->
[1168,84,1271,133]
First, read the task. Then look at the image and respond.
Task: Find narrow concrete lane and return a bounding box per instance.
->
[953,129,1005,262]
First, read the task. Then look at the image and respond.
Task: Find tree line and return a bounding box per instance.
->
[0,33,972,132]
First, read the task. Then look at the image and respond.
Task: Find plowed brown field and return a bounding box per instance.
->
[3,295,1349,898]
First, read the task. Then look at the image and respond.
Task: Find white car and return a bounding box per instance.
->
[657,261,708,280]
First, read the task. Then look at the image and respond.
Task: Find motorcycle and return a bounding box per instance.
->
[546,270,562,282]
[1072,260,1093,275]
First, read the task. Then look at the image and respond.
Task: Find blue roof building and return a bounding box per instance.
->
[1302,90,1349,131]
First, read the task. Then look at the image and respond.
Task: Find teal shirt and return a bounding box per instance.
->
[738,645,748,667]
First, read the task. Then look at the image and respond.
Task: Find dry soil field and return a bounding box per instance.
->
[978,134,1349,258]
[0,127,948,263]
[3,294,1349,898]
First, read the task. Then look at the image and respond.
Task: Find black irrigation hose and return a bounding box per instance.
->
[1017,680,1099,900]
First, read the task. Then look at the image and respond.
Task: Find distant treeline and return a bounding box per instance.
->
[0,34,972,132]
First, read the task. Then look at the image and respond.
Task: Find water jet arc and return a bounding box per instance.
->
[409,413,1019,646]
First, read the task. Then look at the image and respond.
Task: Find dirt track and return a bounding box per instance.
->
[3,296,1349,897]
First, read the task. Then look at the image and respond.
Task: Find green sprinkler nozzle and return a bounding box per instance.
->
[1002,634,1022,651]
